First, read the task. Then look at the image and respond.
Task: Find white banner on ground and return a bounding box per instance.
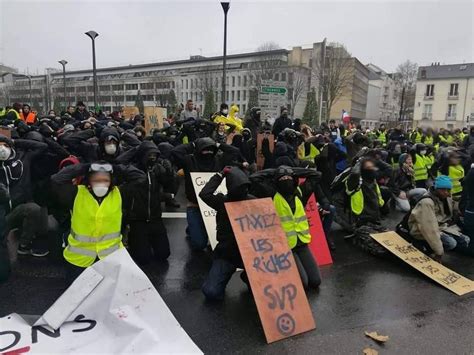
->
[190,172,227,249]
[0,249,202,354]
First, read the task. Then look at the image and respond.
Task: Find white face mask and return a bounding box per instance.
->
[222,109,228,115]
[0,146,11,161]
[420,150,427,155]
[104,143,117,155]
[92,184,109,198]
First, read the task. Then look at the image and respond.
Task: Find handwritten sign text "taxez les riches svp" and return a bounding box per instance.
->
[371,231,474,296]
[225,198,316,343]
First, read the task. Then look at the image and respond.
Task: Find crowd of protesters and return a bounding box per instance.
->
[0,99,473,300]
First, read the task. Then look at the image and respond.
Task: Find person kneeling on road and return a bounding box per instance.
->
[200,167,254,301]
[408,175,470,263]
[272,166,321,289]
[51,161,145,284]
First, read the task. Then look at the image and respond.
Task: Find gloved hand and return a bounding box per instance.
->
[222,166,232,176]
[352,161,361,175]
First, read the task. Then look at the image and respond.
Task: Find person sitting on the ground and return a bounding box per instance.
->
[408,175,470,263]
[272,166,321,289]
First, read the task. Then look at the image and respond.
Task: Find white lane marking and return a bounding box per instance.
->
[162,212,187,219]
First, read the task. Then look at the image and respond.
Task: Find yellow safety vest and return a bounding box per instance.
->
[414,132,422,143]
[423,155,434,171]
[64,186,123,268]
[298,143,320,162]
[378,132,386,145]
[6,109,20,120]
[446,135,454,145]
[437,165,464,196]
[345,181,384,216]
[424,136,434,146]
[273,192,311,249]
[390,157,399,170]
[413,154,428,181]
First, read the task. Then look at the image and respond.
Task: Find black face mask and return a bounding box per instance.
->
[199,152,215,161]
[276,179,295,196]
[361,168,377,181]
[228,185,249,201]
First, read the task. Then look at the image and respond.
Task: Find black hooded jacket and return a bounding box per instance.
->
[199,168,255,265]
[120,141,174,222]
[0,135,48,210]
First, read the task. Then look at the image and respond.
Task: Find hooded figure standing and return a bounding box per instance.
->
[200,167,255,300]
[119,141,175,265]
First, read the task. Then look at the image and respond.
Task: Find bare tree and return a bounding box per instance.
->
[112,82,124,111]
[312,42,352,123]
[0,85,12,107]
[196,65,218,118]
[395,60,418,121]
[287,69,307,117]
[249,42,284,89]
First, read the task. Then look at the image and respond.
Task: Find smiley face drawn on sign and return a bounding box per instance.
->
[276,313,295,336]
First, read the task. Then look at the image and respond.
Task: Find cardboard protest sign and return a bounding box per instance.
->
[305,194,333,266]
[122,106,139,119]
[143,106,166,135]
[190,172,227,249]
[371,231,474,296]
[256,133,274,170]
[0,249,202,354]
[225,198,316,343]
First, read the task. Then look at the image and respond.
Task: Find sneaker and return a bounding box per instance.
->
[17,243,32,256]
[31,248,50,257]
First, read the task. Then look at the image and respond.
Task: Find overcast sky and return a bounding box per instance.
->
[1,0,472,75]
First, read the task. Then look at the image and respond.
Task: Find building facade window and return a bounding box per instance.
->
[238,76,241,86]
[243,75,247,86]
[449,83,459,96]
[425,84,434,97]
[231,90,235,101]
[232,76,235,87]
[125,84,138,90]
[243,90,247,101]
[126,95,137,101]
[140,82,154,90]
[112,84,123,91]
[281,73,286,81]
[423,104,432,120]
[447,104,457,120]
[237,90,241,101]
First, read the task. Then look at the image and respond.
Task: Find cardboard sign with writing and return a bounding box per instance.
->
[371,232,474,296]
[256,133,274,170]
[190,172,227,249]
[305,194,333,266]
[122,106,139,119]
[225,198,316,343]
[144,107,166,135]
[0,127,11,138]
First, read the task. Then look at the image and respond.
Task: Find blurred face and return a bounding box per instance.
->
[436,188,451,200]
[449,156,460,166]
[363,160,376,171]
[218,123,226,134]
[68,106,75,114]
[186,101,193,110]
[89,172,111,187]
[23,106,30,114]
[49,110,55,117]
[405,155,413,166]
[78,105,85,112]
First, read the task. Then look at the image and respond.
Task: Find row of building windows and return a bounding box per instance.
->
[421,103,465,120]
[424,83,460,98]
[50,82,175,94]
[180,90,249,103]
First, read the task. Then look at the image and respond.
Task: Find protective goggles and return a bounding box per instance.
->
[90,163,113,173]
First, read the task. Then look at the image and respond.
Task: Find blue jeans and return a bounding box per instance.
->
[186,206,208,250]
[202,258,236,301]
[440,232,470,251]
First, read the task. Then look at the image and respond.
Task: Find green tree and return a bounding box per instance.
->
[302,88,318,126]
[167,89,177,114]
[203,90,216,120]
[245,88,259,117]
[135,90,145,113]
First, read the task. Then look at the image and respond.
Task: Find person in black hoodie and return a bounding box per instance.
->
[63,126,140,163]
[172,137,243,250]
[243,106,262,140]
[200,167,254,301]
[119,141,174,264]
[272,106,292,138]
[0,134,50,256]
[71,101,90,122]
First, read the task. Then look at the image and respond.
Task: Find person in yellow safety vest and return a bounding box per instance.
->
[297,139,320,164]
[387,143,403,170]
[51,161,146,284]
[453,129,465,146]
[411,128,423,144]
[272,166,321,289]
[422,128,434,146]
[437,151,465,199]
[411,143,428,189]
[376,124,387,146]
[213,103,243,132]
[2,103,21,124]
[423,146,435,177]
[345,158,385,224]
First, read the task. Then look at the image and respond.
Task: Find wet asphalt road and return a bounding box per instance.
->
[0,186,473,354]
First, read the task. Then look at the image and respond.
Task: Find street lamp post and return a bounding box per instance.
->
[27,75,32,103]
[221,2,230,104]
[85,30,99,112]
[58,60,68,110]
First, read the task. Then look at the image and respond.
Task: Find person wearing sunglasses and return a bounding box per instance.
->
[51,161,145,284]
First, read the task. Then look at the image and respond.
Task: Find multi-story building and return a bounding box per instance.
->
[413,62,474,129]
[0,42,369,123]
[364,64,400,129]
